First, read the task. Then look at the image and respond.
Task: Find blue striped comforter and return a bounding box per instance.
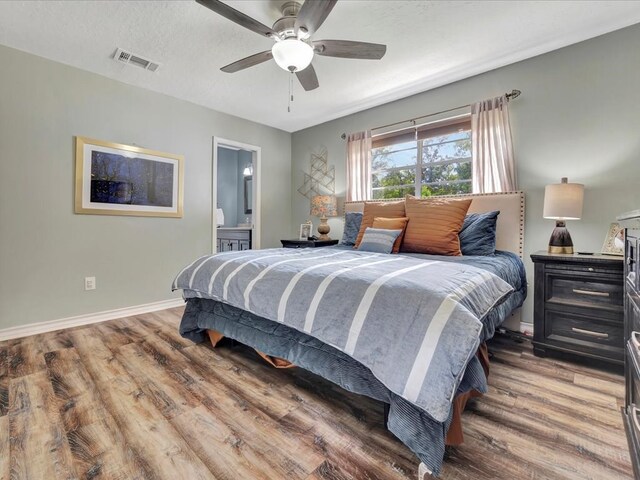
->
[172,247,513,422]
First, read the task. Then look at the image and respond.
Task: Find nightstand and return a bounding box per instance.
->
[531,251,624,365]
[280,239,339,248]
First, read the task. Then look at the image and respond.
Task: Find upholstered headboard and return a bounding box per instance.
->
[344,191,525,258]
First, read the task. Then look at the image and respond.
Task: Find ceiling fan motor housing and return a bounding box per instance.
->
[272,1,303,39]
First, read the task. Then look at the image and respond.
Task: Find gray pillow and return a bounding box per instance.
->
[459,210,500,255]
[341,211,363,246]
[357,227,402,254]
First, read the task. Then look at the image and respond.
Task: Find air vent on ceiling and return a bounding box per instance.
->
[114,48,160,72]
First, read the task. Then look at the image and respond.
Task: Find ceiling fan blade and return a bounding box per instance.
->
[296,64,319,91]
[295,0,337,37]
[196,0,277,38]
[313,40,387,60]
[221,50,273,73]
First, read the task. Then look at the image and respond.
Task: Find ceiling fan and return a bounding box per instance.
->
[196,0,387,91]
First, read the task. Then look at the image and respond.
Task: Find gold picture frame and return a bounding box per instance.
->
[601,222,624,256]
[75,136,184,217]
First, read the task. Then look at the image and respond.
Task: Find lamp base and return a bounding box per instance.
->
[548,220,574,254]
[317,216,331,241]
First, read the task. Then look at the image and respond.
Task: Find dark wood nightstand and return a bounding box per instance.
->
[531,251,624,365]
[280,239,339,248]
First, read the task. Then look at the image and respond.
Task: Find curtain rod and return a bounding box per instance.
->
[339,89,521,140]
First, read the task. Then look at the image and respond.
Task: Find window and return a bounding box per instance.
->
[371,117,472,199]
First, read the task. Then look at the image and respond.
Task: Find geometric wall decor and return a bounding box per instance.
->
[297,147,335,199]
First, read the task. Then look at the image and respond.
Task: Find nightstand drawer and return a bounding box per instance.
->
[546,272,623,311]
[545,309,623,360]
[545,262,622,276]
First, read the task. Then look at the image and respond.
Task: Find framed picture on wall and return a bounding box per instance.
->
[601,222,624,256]
[75,136,184,217]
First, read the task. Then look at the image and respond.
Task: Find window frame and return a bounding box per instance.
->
[371,116,472,199]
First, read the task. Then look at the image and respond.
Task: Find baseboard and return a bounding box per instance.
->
[520,322,534,336]
[0,297,185,341]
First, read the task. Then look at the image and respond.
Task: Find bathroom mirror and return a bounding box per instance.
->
[244,176,252,214]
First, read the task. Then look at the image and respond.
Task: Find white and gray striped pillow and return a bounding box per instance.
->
[357,227,402,254]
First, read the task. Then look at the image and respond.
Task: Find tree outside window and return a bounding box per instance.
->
[371,120,472,199]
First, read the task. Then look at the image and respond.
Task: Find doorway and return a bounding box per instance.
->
[212,137,261,253]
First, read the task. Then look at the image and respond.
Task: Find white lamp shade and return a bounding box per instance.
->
[543,178,584,220]
[216,208,225,226]
[271,39,314,72]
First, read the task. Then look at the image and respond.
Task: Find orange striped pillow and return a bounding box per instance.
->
[372,216,409,253]
[354,200,406,248]
[401,196,472,256]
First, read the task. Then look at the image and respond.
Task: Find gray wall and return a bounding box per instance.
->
[0,44,291,330]
[217,147,239,227]
[291,24,640,328]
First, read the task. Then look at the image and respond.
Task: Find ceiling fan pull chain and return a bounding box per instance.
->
[288,71,294,113]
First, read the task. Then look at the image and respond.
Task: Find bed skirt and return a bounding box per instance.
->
[205,327,488,446]
[178,297,493,475]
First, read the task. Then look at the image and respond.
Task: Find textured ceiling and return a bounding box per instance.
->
[1,1,639,132]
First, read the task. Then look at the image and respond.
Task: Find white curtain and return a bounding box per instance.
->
[346,131,372,202]
[471,95,517,193]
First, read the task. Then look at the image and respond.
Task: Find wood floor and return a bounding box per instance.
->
[0,307,632,480]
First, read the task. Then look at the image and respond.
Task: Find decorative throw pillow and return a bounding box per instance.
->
[357,227,403,254]
[459,211,500,256]
[401,196,472,256]
[354,200,406,248]
[341,211,363,246]
[372,216,409,253]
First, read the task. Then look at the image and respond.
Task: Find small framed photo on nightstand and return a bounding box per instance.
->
[299,223,311,241]
[601,222,624,256]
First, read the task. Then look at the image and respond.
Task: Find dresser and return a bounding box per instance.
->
[618,211,640,478]
[530,251,624,365]
[216,228,251,253]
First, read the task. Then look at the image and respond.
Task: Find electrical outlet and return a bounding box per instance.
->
[84,276,96,291]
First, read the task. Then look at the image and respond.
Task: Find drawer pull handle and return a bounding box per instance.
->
[633,405,640,434]
[571,327,609,338]
[632,331,640,351]
[572,289,610,297]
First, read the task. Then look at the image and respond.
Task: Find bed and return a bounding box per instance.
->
[172,191,526,478]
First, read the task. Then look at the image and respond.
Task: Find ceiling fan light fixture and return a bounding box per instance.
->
[271,38,314,72]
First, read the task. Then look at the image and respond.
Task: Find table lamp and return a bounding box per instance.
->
[216,208,225,227]
[310,195,338,241]
[543,177,584,254]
